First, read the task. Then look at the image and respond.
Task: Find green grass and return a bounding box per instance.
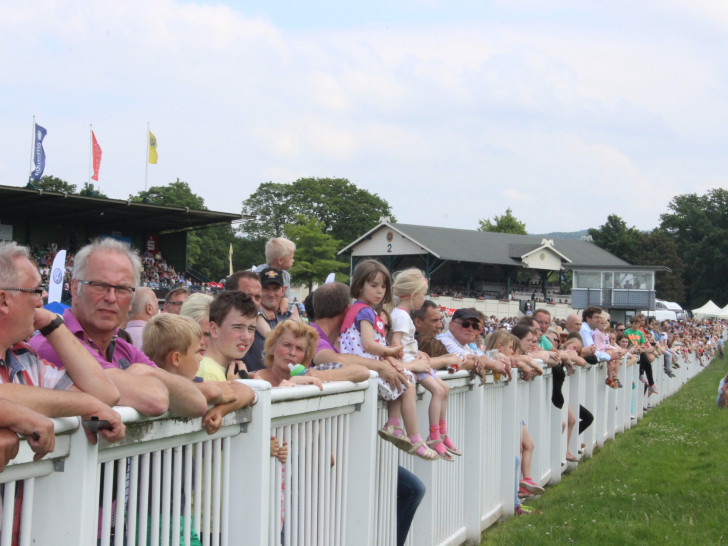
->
[482,357,728,545]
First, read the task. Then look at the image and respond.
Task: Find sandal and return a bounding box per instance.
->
[426,438,454,462]
[378,424,413,452]
[409,439,439,461]
[441,435,462,456]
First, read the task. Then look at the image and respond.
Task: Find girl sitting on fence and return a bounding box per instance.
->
[340,260,438,461]
[390,268,461,461]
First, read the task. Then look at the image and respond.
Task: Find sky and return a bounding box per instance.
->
[2,0,727,237]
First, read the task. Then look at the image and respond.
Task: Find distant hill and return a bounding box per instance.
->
[530,229,589,240]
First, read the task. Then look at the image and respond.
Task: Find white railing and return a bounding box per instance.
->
[0,351,709,546]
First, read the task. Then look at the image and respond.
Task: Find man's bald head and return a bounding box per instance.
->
[565,313,582,333]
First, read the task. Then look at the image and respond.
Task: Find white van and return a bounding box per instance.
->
[643,299,684,322]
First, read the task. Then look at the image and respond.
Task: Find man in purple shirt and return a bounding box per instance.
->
[31,239,207,418]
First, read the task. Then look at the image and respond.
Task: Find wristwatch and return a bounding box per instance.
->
[39,313,64,337]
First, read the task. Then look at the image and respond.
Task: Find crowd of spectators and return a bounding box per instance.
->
[3,236,725,541]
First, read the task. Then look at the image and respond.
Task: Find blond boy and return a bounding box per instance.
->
[143,314,255,434]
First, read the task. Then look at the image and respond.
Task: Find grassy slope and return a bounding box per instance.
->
[482,357,728,545]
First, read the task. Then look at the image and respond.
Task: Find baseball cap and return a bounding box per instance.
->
[259,267,284,287]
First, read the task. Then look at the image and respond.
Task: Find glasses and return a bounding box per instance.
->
[454,319,480,330]
[616,328,625,332]
[78,280,135,298]
[166,301,185,307]
[1,287,45,298]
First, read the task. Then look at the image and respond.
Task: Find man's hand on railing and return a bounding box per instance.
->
[0,429,19,471]
[81,406,125,445]
[3,401,56,462]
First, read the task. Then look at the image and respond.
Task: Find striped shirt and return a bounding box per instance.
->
[0,342,73,390]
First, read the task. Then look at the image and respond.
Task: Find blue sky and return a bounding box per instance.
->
[1,0,727,237]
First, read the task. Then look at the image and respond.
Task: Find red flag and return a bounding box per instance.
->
[91,131,102,181]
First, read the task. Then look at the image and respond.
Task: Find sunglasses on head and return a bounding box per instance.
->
[455,319,480,330]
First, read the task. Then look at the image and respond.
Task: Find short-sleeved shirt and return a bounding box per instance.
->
[29,309,157,370]
[390,308,418,362]
[196,356,227,382]
[340,303,386,359]
[0,342,73,390]
[539,334,553,351]
[624,328,646,348]
[437,330,484,358]
[311,322,337,356]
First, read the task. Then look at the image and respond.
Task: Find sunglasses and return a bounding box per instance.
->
[454,319,480,330]
[616,328,625,332]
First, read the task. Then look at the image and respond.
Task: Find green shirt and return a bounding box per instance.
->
[624,328,645,347]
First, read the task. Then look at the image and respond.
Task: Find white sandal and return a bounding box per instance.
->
[378,424,413,452]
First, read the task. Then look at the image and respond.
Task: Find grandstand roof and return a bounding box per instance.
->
[0,185,241,233]
[340,222,652,269]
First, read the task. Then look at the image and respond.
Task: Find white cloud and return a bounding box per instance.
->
[1,0,727,239]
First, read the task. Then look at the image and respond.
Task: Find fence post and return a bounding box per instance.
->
[31,419,98,546]
[463,379,484,544]
[345,374,379,546]
[499,376,518,515]
[229,381,272,546]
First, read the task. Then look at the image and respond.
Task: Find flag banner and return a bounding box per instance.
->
[91,131,102,181]
[48,250,66,304]
[228,243,233,276]
[30,124,47,181]
[148,130,158,164]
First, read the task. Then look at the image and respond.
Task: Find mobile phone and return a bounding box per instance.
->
[83,417,113,431]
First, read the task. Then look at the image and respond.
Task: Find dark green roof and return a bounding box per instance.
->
[341,222,633,268]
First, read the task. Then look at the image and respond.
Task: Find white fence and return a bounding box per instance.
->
[0,352,707,546]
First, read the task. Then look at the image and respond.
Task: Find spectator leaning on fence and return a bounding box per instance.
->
[0,241,125,454]
[142,313,256,435]
[30,238,208,418]
[197,291,257,382]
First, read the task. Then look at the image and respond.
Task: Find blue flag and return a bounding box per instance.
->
[30,124,47,182]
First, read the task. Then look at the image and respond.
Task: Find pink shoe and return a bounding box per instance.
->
[519,477,545,494]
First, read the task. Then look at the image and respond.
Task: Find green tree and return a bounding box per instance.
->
[31,175,77,194]
[587,215,642,263]
[283,216,348,291]
[589,215,685,304]
[477,208,527,235]
[130,180,206,208]
[129,181,237,281]
[640,229,685,304]
[241,178,394,247]
[660,188,728,307]
[79,182,108,198]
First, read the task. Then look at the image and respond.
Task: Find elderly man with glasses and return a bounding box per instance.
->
[31,239,208,418]
[436,308,511,380]
[0,241,126,458]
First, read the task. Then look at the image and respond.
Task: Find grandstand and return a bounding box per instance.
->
[0,184,240,285]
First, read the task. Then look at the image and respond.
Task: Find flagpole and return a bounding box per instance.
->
[145,122,149,192]
[28,115,36,182]
[88,124,93,185]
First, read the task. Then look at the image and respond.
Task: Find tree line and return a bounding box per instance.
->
[32,175,724,308]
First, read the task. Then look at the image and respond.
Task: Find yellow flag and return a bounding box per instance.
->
[148,131,158,164]
[229,243,233,276]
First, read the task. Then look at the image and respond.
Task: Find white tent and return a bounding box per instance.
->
[719,303,728,319]
[692,300,723,319]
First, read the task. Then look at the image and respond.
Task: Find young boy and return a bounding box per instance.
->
[256,237,296,315]
[142,312,255,435]
[198,291,258,382]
